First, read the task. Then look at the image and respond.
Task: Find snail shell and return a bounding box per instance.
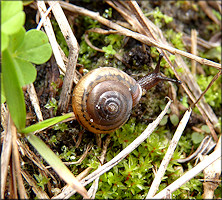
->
[72,67,142,134]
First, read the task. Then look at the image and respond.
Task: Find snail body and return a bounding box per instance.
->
[72,54,180,134]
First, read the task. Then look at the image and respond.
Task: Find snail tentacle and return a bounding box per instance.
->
[137,54,181,90]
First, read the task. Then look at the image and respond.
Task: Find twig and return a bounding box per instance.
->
[84,28,127,65]
[1,104,8,131]
[47,1,79,113]
[53,99,172,199]
[76,167,93,181]
[175,55,218,142]
[27,2,50,122]
[152,148,221,199]
[146,108,192,198]
[17,140,58,183]
[84,31,104,52]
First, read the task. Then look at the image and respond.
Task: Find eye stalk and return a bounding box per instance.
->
[137,53,181,91]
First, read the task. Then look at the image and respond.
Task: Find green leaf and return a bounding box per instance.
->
[16,29,52,64]
[191,132,204,144]
[8,28,36,86]
[2,49,26,130]
[102,44,116,55]
[7,28,50,87]
[22,0,34,6]
[14,58,37,86]
[201,125,210,134]
[160,115,168,126]
[1,32,9,51]
[26,133,88,198]
[170,114,179,126]
[1,1,25,35]
[9,27,26,53]
[21,113,73,134]
[1,75,6,103]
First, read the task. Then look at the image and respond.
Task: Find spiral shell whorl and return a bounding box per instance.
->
[72,67,141,134]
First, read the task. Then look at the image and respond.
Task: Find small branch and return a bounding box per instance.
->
[176,136,215,163]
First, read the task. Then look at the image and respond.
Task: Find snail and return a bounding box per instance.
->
[72,54,181,134]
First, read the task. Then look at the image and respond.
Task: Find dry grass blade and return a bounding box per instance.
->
[1,113,12,199]
[191,70,222,108]
[47,1,79,113]
[37,1,67,75]
[26,132,89,199]
[11,116,27,198]
[153,148,221,199]
[17,140,58,183]
[56,143,93,166]
[146,109,192,198]
[202,136,221,199]
[59,1,221,69]
[88,135,111,198]
[1,104,8,131]
[53,99,172,199]
[191,29,197,74]
[198,1,221,26]
[21,169,49,199]
[109,0,219,141]
[27,83,43,122]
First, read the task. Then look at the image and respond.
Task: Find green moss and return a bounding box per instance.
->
[51,20,69,57]
[145,7,173,28]
[165,29,185,51]
[196,74,221,108]
[92,121,191,198]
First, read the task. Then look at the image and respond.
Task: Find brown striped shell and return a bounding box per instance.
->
[72,67,142,134]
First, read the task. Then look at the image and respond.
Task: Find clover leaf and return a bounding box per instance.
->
[1,1,25,51]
